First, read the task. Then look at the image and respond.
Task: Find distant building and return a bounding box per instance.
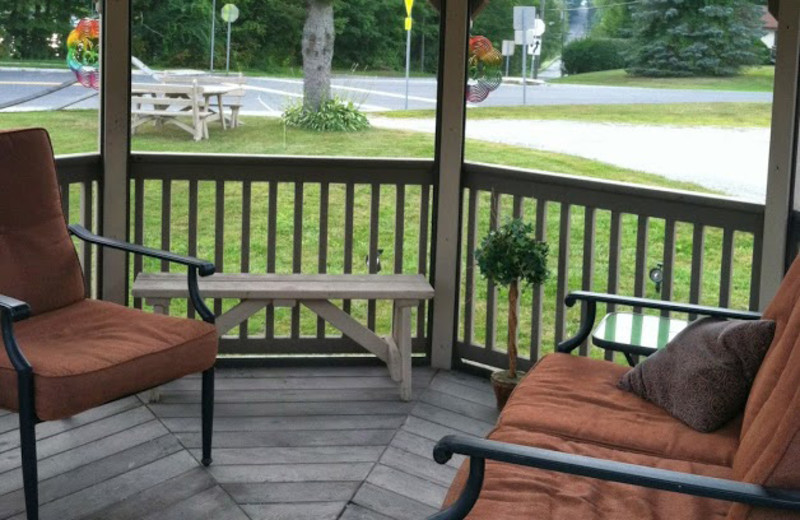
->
[761,7,778,50]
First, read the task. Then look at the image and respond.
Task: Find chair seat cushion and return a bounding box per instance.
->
[0,299,217,421]
[443,429,732,520]
[500,353,741,466]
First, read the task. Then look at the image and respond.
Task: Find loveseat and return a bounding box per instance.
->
[429,257,800,519]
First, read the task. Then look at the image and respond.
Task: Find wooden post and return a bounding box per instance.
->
[99,0,131,304]
[761,0,800,309]
[430,0,470,369]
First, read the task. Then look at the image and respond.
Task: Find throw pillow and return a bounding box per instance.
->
[619,316,775,433]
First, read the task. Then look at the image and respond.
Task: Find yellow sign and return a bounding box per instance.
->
[405,0,414,16]
[405,16,412,31]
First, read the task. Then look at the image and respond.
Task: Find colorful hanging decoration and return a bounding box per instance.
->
[66,18,100,90]
[467,36,502,103]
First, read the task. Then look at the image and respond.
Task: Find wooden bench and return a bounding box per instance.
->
[161,73,247,128]
[132,273,434,401]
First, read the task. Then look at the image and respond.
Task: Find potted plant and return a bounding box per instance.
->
[476,218,549,410]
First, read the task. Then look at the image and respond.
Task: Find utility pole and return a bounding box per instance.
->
[210,0,217,71]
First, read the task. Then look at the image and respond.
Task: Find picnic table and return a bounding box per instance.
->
[132,273,435,401]
[131,81,238,141]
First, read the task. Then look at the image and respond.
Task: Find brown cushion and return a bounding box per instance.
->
[443,429,733,520]
[732,254,800,519]
[498,354,741,466]
[619,317,775,433]
[0,128,85,315]
[0,299,217,421]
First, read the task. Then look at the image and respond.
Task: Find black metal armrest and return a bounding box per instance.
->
[0,294,32,373]
[69,225,216,323]
[69,225,215,276]
[429,435,800,520]
[556,290,762,354]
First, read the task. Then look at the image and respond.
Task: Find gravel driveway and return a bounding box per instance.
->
[370,116,770,202]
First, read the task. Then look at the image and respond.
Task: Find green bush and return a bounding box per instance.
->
[282,98,370,132]
[562,38,628,75]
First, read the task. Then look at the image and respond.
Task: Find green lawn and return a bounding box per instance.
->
[1,110,754,358]
[382,102,772,127]
[550,67,775,92]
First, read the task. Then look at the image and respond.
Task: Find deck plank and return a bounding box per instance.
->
[0,366,497,520]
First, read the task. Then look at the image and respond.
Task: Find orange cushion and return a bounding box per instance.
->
[0,299,217,421]
[499,354,741,467]
[0,128,85,315]
[443,429,732,520]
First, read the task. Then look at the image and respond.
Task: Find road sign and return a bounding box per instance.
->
[221,4,239,23]
[501,40,515,57]
[513,6,537,30]
[532,18,546,36]
[405,0,414,16]
[527,37,542,56]
[514,29,536,45]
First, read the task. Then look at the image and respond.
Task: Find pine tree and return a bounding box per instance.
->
[628,0,763,77]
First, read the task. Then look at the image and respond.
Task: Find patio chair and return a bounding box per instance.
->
[0,128,218,520]
[430,258,800,519]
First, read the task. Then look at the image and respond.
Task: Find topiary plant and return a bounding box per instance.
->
[476,218,549,388]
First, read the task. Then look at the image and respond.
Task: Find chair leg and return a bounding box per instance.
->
[18,372,38,520]
[201,368,214,467]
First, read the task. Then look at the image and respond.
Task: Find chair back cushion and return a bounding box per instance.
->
[0,128,85,314]
[730,254,800,518]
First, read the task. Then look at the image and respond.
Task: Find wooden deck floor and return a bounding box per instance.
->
[0,366,498,520]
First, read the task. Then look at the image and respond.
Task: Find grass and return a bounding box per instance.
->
[381,102,772,127]
[550,67,775,92]
[0,59,67,69]
[0,110,755,359]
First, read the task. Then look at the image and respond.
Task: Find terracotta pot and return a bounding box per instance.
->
[491,370,524,410]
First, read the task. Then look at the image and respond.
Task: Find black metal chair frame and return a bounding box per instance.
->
[0,224,217,520]
[428,291,799,520]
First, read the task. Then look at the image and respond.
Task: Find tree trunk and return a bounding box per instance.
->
[302,0,334,112]
[507,279,519,379]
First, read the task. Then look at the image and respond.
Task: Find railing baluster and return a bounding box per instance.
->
[750,231,763,311]
[240,181,251,339]
[187,180,198,319]
[689,223,705,320]
[292,182,304,339]
[317,182,329,338]
[160,180,171,273]
[464,189,478,345]
[368,183,380,331]
[80,181,93,297]
[485,191,500,350]
[417,184,430,340]
[555,203,572,346]
[344,183,355,315]
[661,219,676,316]
[395,184,405,274]
[719,227,735,308]
[266,181,278,339]
[133,178,144,309]
[633,215,649,312]
[214,180,225,317]
[60,183,70,222]
[531,199,547,360]
[581,207,596,357]
[604,211,622,360]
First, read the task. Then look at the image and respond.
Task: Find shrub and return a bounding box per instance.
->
[282,98,370,132]
[562,38,628,75]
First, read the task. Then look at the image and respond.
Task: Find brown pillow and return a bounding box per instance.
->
[619,316,775,433]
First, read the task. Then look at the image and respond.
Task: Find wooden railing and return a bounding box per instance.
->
[56,154,103,299]
[457,162,765,371]
[55,154,766,368]
[128,153,435,359]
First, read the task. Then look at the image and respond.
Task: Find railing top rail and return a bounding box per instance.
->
[54,153,102,184]
[130,153,436,185]
[464,161,764,232]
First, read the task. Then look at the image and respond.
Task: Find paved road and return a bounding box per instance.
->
[0,68,772,114]
[371,116,769,201]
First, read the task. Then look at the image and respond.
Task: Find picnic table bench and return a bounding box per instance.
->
[132,273,435,401]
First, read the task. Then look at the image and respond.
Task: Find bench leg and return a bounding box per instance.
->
[393,303,413,401]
